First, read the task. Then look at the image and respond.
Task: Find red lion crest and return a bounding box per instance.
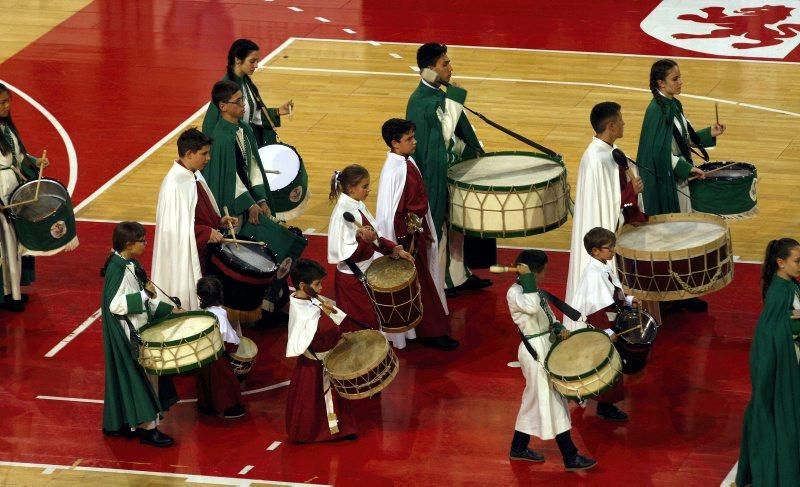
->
[673,5,800,49]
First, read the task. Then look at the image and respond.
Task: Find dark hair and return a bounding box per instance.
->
[590,102,621,134]
[584,227,616,254]
[211,80,240,109]
[197,276,224,308]
[417,43,448,70]
[761,238,800,299]
[177,128,213,157]
[0,83,20,156]
[381,118,416,149]
[514,249,548,274]
[112,221,146,252]
[649,59,679,121]
[329,164,370,201]
[290,258,327,289]
[226,39,260,78]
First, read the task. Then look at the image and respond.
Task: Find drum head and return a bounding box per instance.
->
[617,219,727,252]
[365,256,416,291]
[9,179,68,221]
[448,152,564,190]
[325,330,388,378]
[258,144,300,191]
[697,161,756,180]
[140,312,218,344]
[233,336,258,360]
[546,329,613,379]
[218,241,277,275]
[613,309,658,345]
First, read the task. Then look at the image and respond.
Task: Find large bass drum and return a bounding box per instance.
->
[7,178,79,256]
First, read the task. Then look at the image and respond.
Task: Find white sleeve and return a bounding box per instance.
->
[438,98,463,143]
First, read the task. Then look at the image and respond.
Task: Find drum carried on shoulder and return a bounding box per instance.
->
[240,215,308,280]
[138,311,224,376]
[6,178,78,256]
[364,255,423,333]
[324,329,399,399]
[258,144,310,221]
[689,161,757,219]
[615,213,734,302]
[545,328,622,401]
[447,151,571,237]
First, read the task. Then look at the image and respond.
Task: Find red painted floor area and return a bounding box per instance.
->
[1,222,756,485]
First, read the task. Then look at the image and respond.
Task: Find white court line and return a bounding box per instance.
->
[342,28,356,34]
[76,217,155,225]
[389,53,402,59]
[238,465,255,475]
[267,441,282,451]
[298,36,800,66]
[315,17,330,23]
[73,37,297,214]
[0,80,78,195]
[268,65,800,119]
[0,460,330,486]
[36,381,290,405]
[44,309,101,358]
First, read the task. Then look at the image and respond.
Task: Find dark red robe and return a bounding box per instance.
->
[195,342,243,414]
[285,305,357,443]
[392,160,450,337]
[618,165,647,225]
[334,210,395,333]
[194,178,220,275]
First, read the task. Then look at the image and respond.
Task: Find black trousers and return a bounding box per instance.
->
[511,429,578,462]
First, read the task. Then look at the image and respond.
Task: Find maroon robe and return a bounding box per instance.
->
[285,302,357,443]
[392,159,449,337]
[618,165,647,225]
[334,210,395,333]
[194,178,220,275]
[195,342,243,414]
[585,276,626,404]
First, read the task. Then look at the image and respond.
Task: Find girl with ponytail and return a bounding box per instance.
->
[736,237,800,486]
[201,39,294,147]
[327,164,413,333]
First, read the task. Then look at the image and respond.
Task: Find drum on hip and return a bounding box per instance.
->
[612,308,659,374]
[138,311,224,376]
[447,151,571,238]
[257,144,310,221]
[228,336,258,376]
[615,213,734,301]
[7,178,78,256]
[545,328,622,401]
[324,329,399,399]
[365,256,423,333]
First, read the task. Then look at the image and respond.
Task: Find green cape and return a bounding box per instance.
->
[101,253,171,430]
[635,95,714,215]
[406,82,482,239]
[201,72,281,147]
[736,276,800,486]
[202,117,275,218]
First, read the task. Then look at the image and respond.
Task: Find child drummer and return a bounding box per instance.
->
[508,249,596,471]
[568,227,636,421]
[285,258,358,443]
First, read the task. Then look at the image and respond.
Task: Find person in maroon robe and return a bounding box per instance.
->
[285,259,357,443]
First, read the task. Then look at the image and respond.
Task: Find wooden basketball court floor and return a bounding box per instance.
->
[2,1,800,485]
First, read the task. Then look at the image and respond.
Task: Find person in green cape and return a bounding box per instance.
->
[405,43,491,298]
[0,83,48,312]
[101,221,178,447]
[201,38,293,148]
[736,237,800,486]
[635,59,726,313]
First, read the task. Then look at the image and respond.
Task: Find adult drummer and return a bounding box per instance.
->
[406,43,491,298]
[0,83,48,312]
[152,128,238,311]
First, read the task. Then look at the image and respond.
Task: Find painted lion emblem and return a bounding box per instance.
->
[673,5,800,49]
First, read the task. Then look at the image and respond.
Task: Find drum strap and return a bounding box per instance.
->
[540,290,582,322]
[119,315,143,359]
[303,348,339,434]
[517,329,539,362]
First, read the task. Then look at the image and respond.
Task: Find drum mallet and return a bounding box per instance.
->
[489,265,519,273]
[223,206,239,248]
[342,211,363,228]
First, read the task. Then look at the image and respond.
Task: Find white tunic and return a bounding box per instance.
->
[286,293,345,358]
[567,257,632,332]
[205,305,239,345]
[108,253,170,341]
[508,283,571,440]
[152,161,220,311]
[327,192,383,274]
[0,124,26,299]
[565,137,629,327]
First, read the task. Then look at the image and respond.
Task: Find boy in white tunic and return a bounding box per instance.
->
[508,249,596,471]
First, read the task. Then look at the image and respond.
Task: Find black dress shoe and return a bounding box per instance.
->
[683,297,708,313]
[419,335,460,351]
[444,288,460,298]
[222,404,247,419]
[139,428,174,447]
[510,448,545,462]
[597,403,628,421]
[102,427,138,438]
[457,275,493,291]
[1,299,25,312]
[565,454,597,471]
[4,293,29,303]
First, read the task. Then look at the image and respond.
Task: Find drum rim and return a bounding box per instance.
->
[141,346,223,376]
[365,255,418,291]
[257,143,304,191]
[613,309,658,345]
[451,214,569,238]
[550,351,622,400]
[138,310,219,347]
[692,161,757,181]
[330,349,399,399]
[8,177,70,216]
[231,336,258,361]
[615,212,731,260]
[324,330,391,379]
[544,328,615,381]
[447,151,566,191]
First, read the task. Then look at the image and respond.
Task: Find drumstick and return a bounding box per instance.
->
[615,323,644,337]
[223,206,239,248]
[221,237,266,246]
[263,169,281,174]
[687,162,742,181]
[490,265,518,273]
[33,149,46,200]
[715,103,719,126]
